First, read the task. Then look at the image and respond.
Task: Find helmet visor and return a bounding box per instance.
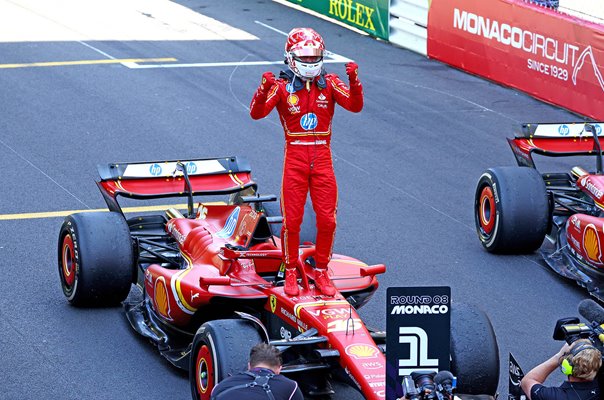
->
[290,47,323,63]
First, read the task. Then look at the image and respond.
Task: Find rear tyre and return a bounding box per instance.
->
[57,212,134,306]
[474,166,549,253]
[190,319,263,400]
[450,303,499,396]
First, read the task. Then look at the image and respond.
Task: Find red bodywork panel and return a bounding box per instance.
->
[567,213,604,268]
[141,204,385,399]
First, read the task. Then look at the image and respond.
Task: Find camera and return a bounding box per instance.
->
[553,312,604,390]
[402,370,456,400]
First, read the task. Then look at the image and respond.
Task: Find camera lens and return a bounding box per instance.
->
[411,371,436,390]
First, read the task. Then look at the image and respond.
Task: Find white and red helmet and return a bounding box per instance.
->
[285,28,325,79]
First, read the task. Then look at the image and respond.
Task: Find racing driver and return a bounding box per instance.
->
[250,27,363,297]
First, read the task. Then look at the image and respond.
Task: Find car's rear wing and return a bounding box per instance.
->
[96,156,256,213]
[508,122,604,168]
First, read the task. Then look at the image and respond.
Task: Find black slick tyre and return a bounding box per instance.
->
[474,166,549,253]
[190,319,263,400]
[450,303,499,396]
[57,212,134,306]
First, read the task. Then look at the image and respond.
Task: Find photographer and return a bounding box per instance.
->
[520,339,601,400]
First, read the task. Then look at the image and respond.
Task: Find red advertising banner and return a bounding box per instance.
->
[427,0,604,120]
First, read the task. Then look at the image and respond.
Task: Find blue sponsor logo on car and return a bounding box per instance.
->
[300,113,318,131]
[558,124,570,136]
[216,207,240,238]
[186,162,197,174]
[150,163,162,176]
[286,83,294,93]
[595,124,602,135]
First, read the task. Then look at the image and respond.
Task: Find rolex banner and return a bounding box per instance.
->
[284,0,389,40]
[427,0,604,120]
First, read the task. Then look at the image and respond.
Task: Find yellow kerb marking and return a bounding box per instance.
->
[0,201,224,220]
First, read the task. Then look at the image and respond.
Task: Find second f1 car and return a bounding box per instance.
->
[474,122,604,301]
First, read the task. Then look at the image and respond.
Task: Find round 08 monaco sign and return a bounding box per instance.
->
[386,287,451,400]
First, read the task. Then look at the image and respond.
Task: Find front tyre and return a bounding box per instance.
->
[58,212,134,306]
[450,303,499,396]
[474,167,549,253]
[190,319,263,400]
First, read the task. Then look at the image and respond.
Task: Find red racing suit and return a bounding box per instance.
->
[250,71,363,269]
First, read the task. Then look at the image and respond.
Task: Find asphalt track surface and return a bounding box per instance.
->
[0,1,591,399]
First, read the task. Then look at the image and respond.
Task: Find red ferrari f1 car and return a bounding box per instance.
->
[474,122,604,301]
[59,156,498,399]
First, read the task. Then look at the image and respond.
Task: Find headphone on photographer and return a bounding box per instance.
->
[560,343,598,376]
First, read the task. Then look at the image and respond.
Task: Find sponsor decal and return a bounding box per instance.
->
[154,276,172,320]
[286,83,295,93]
[185,161,197,174]
[167,221,186,245]
[216,207,240,238]
[280,307,298,324]
[362,361,383,370]
[584,180,604,199]
[287,94,299,105]
[391,304,449,315]
[308,307,352,319]
[300,113,318,130]
[294,299,349,318]
[327,318,362,333]
[270,295,277,313]
[318,93,326,101]
[149,163,162,176]
[280,326,292,340]
[390,295,449,304]
[345,344,379,359]
[558,124,570,136]
[369,381,385,388]
[596,124,603,135]
[583,224,602,263]
[570,215,581,231]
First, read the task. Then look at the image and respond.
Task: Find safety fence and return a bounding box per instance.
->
[281,0,604,120]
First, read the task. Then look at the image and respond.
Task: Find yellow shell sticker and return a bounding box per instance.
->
[584,225,601,262]
[345,344,379,359]
[154,276,171,319]
[270,295,277,313]
[287,94,299,106]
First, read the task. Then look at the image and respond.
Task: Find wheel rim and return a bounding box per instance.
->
[195,345,214,399]
[61,234,76,287]
[478,186,496,235]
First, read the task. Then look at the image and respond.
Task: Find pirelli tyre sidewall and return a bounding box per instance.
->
[190,319,263,400]
[450,303,500,396]
[474,166,549,253]
[57,212,134,306]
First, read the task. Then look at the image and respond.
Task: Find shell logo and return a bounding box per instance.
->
[287,94,299,106]
[154,277,171,319]
[345,344,379,360]
[583,224,602,263]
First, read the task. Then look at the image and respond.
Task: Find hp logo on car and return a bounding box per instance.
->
[300,113,318,131]
[149,163,162,176]
[596,124,603,135]
[186,162,197,174]
[558,124,570,136]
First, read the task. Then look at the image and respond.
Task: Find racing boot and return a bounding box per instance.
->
[314,268,336,297]
[284,267,300,296]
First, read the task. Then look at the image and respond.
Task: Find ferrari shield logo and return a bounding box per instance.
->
[270,295,277,313]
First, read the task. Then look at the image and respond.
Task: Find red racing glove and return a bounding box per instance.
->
[345,62,360,87]
[259,71,276,94]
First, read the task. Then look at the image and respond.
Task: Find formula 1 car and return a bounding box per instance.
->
[58,156,499,399]
[474,122,604,301]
